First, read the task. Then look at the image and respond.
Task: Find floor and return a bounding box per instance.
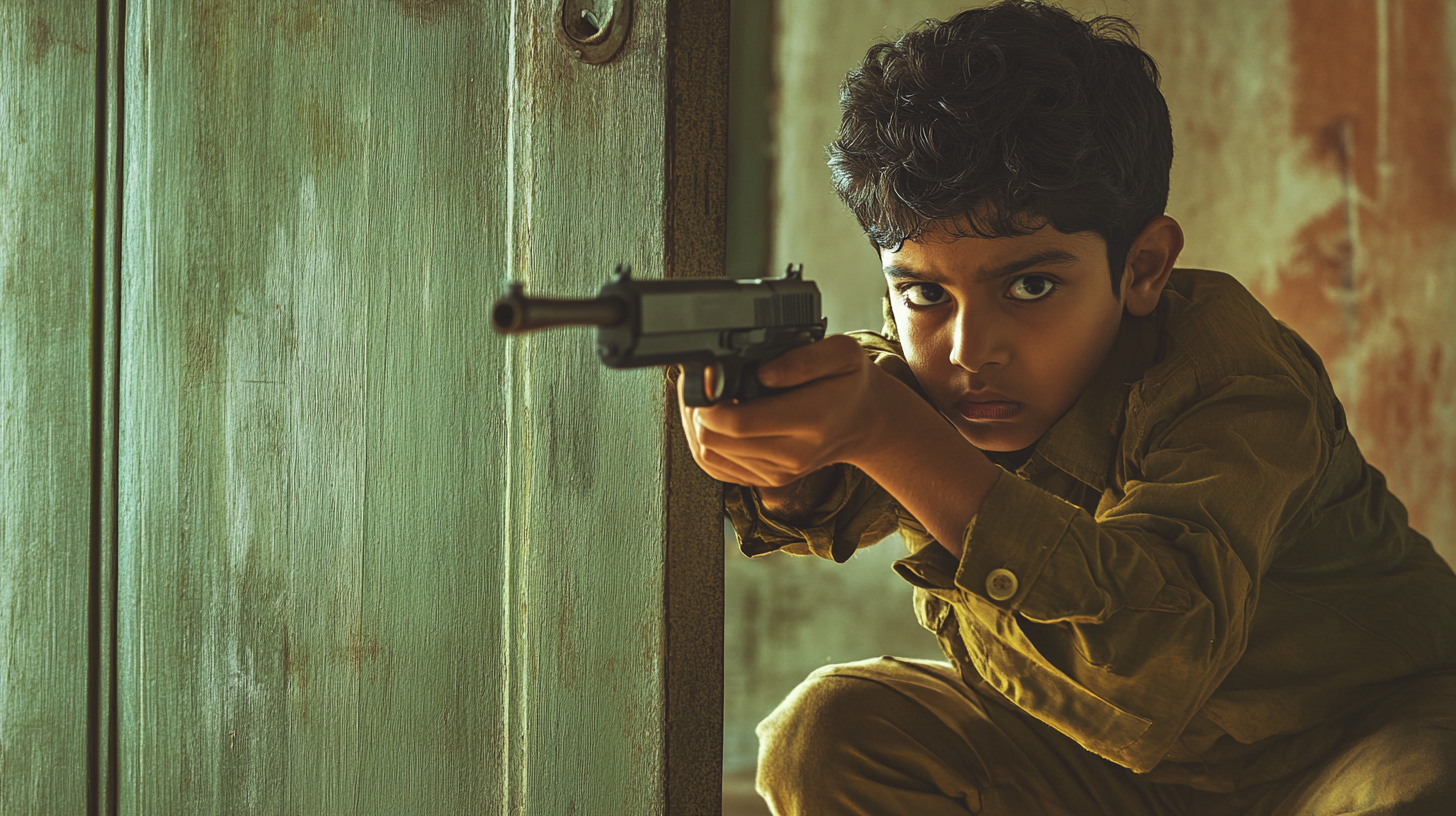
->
[722,769,772,816]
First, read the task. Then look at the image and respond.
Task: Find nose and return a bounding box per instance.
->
[949,307,1009,373]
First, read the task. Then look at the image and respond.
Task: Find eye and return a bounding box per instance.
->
[900,283,951,308]
[1009,275,1057,302]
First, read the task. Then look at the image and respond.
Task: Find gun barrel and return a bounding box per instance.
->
[491,291,629,334]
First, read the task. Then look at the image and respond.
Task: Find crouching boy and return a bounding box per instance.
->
[679,2,1456,814]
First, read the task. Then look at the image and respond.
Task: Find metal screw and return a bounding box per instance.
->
[581,8,602,34]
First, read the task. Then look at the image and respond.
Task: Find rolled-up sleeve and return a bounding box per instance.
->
[724,463,899,562]
[938,373,1327,772]
[721,330,922,563]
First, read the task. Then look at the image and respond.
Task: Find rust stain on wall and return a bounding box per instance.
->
[266,2,341,46]
[300,98,360,166]
[341,625,380,668]
[1254,0,1456,542]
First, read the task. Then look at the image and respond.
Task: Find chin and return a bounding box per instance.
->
[955,425,1031,452]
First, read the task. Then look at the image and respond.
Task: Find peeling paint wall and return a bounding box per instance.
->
[726,0,1456,779]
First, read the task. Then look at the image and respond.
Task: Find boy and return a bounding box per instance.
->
[680,3,1456,814]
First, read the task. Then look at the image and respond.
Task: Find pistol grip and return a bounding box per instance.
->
[733,361,794,402]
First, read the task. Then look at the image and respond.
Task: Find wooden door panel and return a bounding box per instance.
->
[119,4,508,812]
[505,5,671,814]
[0,4,99,813]
[118,2,724,813]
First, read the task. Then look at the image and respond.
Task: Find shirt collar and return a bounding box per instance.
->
[1010,306,1164,492]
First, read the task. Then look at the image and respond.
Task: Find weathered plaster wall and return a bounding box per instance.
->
[725,0,1456,781]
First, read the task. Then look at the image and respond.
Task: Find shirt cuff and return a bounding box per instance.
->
[952,467,1081,609]
[893,540,961,590]
[723,464,895,562]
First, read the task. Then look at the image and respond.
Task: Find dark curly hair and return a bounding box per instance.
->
[828,1,1173,297]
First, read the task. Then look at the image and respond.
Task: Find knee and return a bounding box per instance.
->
[754,660,993,814]
[1296,720,1456,814]
[756,666,897,774]
[1356,722,1456,810]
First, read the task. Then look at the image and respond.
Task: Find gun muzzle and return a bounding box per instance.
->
[491,283,629,334]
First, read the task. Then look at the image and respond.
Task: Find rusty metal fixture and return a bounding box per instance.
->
[555,0,633,65]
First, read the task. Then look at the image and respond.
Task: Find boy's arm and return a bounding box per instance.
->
[680,333,1339,771]
[682,333,1000,558]
[895,370,1330,771]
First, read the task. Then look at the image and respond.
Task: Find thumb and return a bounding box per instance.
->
[757,334,863,388]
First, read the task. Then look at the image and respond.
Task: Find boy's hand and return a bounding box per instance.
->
[676,335,915,489]
[679,334,1003,559]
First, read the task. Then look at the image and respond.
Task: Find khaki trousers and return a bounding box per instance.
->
[755,657,1456,816]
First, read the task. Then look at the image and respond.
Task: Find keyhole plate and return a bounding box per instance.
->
[556,0,634,65]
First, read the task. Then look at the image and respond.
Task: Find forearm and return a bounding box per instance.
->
[848,385,1001,559]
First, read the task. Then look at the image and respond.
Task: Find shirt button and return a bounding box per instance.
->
[986,568,1018,601]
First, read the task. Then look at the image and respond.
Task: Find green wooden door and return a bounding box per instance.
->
[4,2,724,813]
[0,3,106,813]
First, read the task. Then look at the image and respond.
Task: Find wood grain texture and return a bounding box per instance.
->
[120,3,508,812]
[117,1,724,812]
[0,3,97,813]
[98,0,125,810]
[119,0,725,813]
[664,2,728,812]
[501,1,674,813]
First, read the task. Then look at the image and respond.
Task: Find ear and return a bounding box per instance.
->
[1121,216,1184,317]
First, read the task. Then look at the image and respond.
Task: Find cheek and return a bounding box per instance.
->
[895,313,932,362]
[897,321,953,389]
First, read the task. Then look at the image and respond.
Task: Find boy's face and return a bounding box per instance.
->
[881,224,1134,454]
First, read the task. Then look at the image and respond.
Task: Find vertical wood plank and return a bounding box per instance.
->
[0,3,98,813]
[664,1,728,812]
[503,2,671,811]
[502,1,726,812]
[120,3,509,813]
[98,0,125,811]
[120,1,726,812]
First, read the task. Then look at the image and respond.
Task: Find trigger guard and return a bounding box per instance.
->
[681,363,725,407]
[682,365,711,407]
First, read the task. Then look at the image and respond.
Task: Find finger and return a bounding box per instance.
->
[692,376,842,438]
[694,426,807,468]
[695,431,820,487]
[693,402,791,439]
[694,446,771,486]
[704,362,720,402]
[756,334,864,389]
[698,446,798,488]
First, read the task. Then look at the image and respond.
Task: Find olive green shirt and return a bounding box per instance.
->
[724,268,1456,791]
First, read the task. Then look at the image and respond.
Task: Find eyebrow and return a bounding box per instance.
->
[883,249,1082,284]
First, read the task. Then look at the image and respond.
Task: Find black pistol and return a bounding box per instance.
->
[491,264,827,406]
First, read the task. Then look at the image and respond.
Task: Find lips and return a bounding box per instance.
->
[954,392,1023,421]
